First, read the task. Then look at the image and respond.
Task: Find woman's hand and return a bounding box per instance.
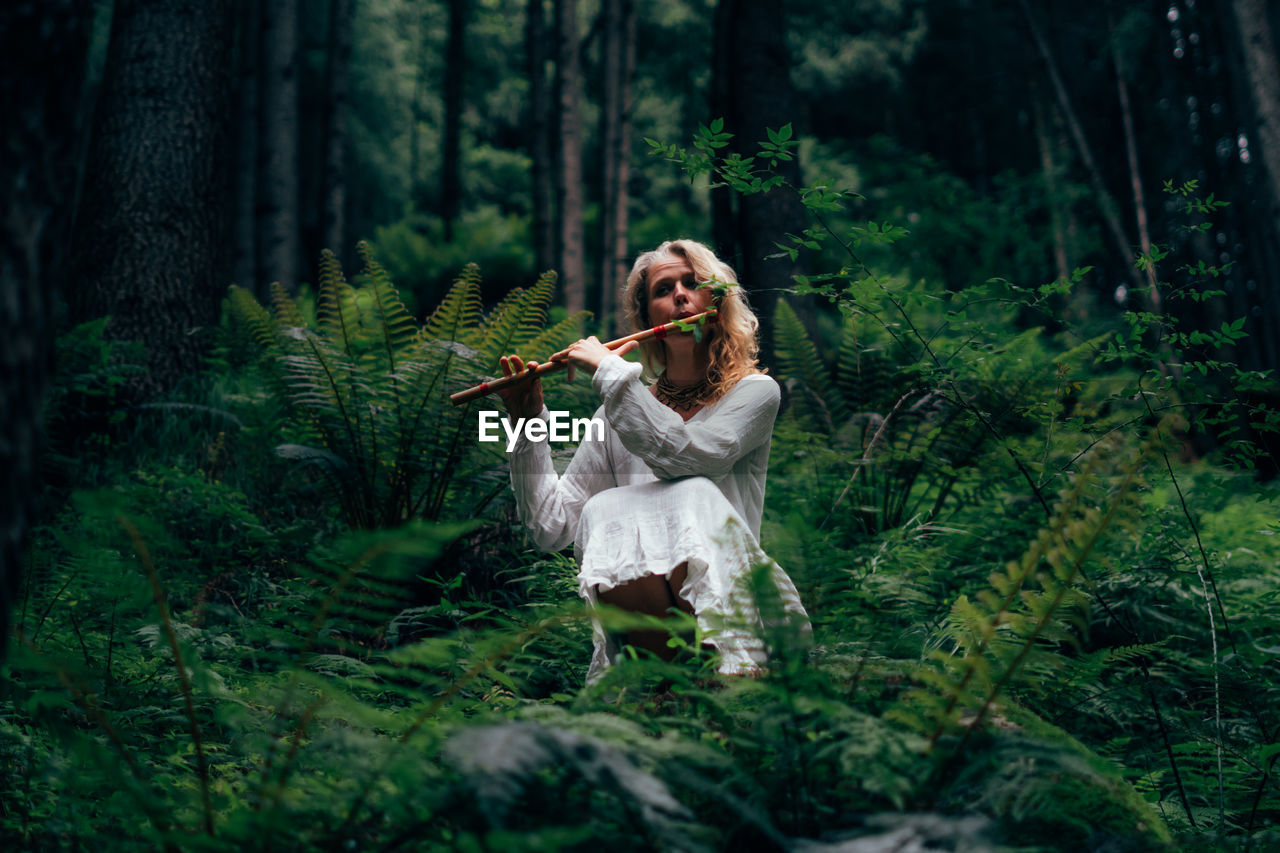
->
[553,336,639,382]
[497,354,544,419]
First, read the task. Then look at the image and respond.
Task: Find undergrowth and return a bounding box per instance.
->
[4,148,1280,850]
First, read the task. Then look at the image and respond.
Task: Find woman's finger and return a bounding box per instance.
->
[615,340,640,358]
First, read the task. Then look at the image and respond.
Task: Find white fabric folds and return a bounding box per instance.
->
[508,354,809,680]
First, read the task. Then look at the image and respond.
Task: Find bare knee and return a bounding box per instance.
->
[598,573,672,616]
[666,562,696,615]
[597,565,697,662]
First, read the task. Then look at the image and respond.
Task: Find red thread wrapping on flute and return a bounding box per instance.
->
[479,382,490,393]
[653,324,667,340]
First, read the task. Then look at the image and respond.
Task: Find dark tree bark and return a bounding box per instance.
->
[709,0,736,261]
[1229,0,1280,375]
[527,0,556,276]
[1232,0,1280,249]
[0,0,94,659]
[526,0,556,276]
[714,0,809,367]
[599,0,636,335]
[257,0,299,291]
[323,0,353,256]
[410,7,428,209]
[555,0,586,314]
[442,0,468,242]
[1108,2,1161,313]
[232,0,260,289]
[68,0,235,394]
[1018,0,1145,298]
[1032,94,1072,288]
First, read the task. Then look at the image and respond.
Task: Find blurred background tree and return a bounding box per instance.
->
[24,0,1277,374]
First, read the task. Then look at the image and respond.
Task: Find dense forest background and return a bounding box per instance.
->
[3,0,1280,849]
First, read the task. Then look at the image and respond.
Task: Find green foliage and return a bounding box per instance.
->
[653,123,1278,847]
[10,131,1280,850]
[41,318,146,487]
[369,205,537,317]
[225,243,588,529]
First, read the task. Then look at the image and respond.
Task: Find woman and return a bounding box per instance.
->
[498,239,807,680]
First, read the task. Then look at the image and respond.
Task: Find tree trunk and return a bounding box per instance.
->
[442,0,468,242]
[1109,2,1161,314]
[709,0,736,262]
[527,0,556,275]
[68,0,235,394]
[1232,0,1280,245]
[1032,93,1071,287]
[555,0,586,314]
[323,0,352,257]
[1018,0,1144,296]
[599,0,636,335]
[0,0,93,659]
[1228,0,1280,377]
[232,0,259,289]
[410,7,427,209]
[715,0,809,367]
[257,0,299,291]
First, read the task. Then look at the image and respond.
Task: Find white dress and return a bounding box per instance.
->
[508,353,809,681]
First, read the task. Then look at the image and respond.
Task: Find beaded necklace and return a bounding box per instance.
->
[654,371,713,410]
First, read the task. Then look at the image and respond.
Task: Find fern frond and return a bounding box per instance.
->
[444,721,695,845]
[270,281,307,332]
[476,271,561,367]
[317,250,359,356]
[514,309,591,369]
[920,432,1150,749]
[423,264,484,343]
[774,298,848,432]
[357,241,418,358]
[835,317,900,413]
[227,285,276,350]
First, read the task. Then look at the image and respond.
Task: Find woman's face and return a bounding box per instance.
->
[646,255,714,327]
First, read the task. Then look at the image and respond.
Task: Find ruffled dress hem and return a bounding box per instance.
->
[573,477,806,682]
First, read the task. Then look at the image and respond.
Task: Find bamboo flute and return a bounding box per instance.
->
[448,308,718,406]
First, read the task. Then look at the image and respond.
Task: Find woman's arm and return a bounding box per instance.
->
[507,406,614,552]
[497,353,614,552]
[590,354,780,480]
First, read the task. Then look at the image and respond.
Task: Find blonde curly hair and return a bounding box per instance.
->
[622,239,762,402]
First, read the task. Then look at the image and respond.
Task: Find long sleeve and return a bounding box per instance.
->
[590,354,780,481]
[508,406,615,552]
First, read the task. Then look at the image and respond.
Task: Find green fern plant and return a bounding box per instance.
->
[227,243,588,529]
[773,296,1114,540]
[898,430,1150,753]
